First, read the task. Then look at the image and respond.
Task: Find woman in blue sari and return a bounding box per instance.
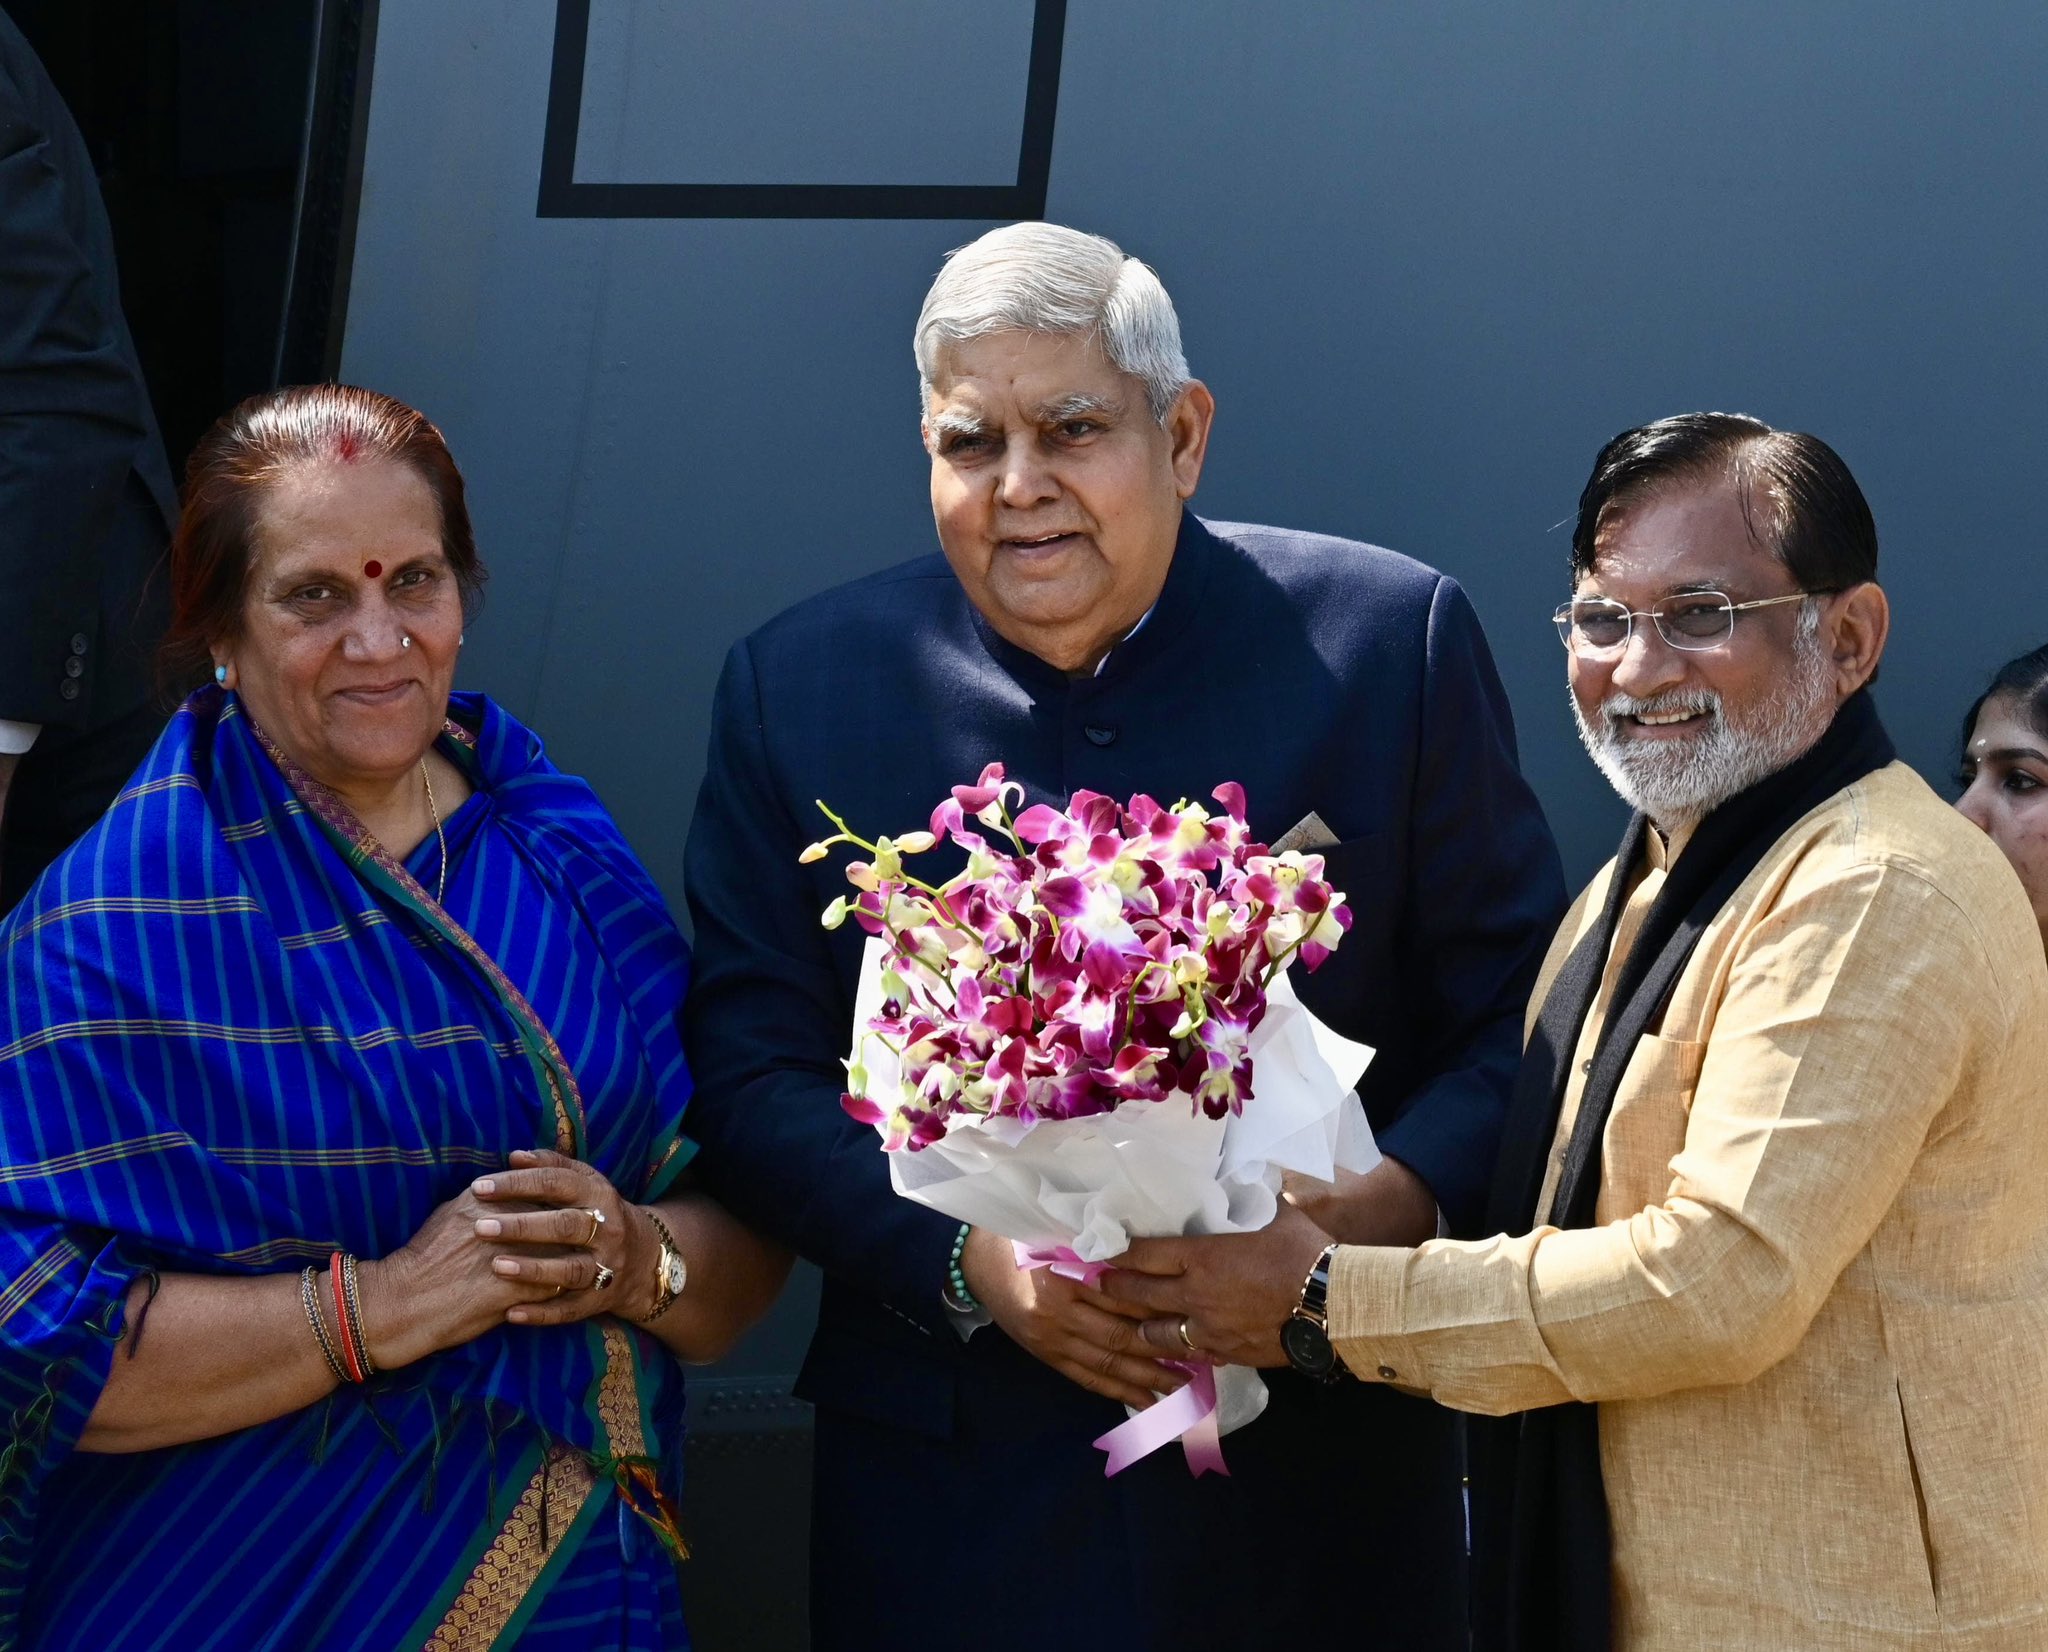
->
[0,386,789,1649]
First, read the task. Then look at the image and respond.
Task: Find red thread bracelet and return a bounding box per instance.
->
[328,1251,366,1383]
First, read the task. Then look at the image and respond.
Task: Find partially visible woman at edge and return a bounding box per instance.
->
[1957,642,2048,956]
[0,385,790,1649]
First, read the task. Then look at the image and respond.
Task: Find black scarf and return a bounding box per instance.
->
[1469,689,1895,1652]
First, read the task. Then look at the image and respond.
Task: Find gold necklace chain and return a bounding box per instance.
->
[420,757,447,906]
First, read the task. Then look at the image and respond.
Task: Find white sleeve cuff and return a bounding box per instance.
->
[945,1300,993,1340]
[0,721,42,755]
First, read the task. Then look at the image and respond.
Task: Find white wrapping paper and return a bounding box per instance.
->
[849,935,1378,1435]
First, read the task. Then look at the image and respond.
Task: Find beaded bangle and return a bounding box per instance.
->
[327,1251,369,1384]
[942,1223,981,1315]
[300,1265,349,1384]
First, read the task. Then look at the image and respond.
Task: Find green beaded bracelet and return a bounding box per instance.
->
[943,1222,981,1314]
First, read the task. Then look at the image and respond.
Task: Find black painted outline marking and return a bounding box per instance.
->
[537,0,1066,219]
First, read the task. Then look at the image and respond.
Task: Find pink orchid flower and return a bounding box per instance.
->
[817,773,1353,1146]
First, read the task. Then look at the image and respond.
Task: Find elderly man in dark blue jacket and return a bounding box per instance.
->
[683,222,1566,1651]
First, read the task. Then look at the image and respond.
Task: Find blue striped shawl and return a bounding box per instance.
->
[0,688,694,1648]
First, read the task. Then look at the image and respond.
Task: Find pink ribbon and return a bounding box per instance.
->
[1012,1243,1230,1479]
[1094,1362,1228,1477]
[1012,1240,1112,1288]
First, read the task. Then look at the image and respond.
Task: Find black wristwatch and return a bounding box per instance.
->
[1280,1242,1346,1383]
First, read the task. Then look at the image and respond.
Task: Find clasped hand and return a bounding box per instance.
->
[959,1226,1186,1411]
[366,1148,655,1367]
[469,1147,661,1324]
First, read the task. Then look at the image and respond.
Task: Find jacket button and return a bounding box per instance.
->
[63,656,84,679]
[59,679,80,701]
[70,633,88,655]
[1083,724,1117,747]
[1377,1365,1398,1381]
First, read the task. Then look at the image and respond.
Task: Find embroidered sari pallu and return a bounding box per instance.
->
[0,689,695,1650]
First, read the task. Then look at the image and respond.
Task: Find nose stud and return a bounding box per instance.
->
[400,634,412,649]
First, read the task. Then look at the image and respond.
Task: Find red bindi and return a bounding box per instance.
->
[363,560,383,578]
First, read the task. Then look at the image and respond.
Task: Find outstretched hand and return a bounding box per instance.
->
[960,1226,1187,1410]
[1099,1200,1333,1369]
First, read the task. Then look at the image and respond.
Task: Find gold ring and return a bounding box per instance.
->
[1178,1317,1199,1354]
[593,1262,616,1291]
[581,1208,604,1247]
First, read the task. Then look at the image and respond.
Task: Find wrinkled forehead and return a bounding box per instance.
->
[247,456,440,577]
[922,329,1134,419]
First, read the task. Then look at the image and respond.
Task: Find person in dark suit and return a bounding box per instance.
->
[0,9,176,913]
[682,221,1566,1651]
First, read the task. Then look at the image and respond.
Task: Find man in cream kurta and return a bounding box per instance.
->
[1329,761,2048,1647]
[1106,413,2048,1650]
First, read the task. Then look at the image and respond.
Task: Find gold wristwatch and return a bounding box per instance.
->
[641,1209,688,1321]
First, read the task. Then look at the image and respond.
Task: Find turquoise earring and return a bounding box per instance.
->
[214,665,227,685]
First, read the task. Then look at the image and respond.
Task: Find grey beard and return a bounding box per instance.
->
[1572,616,1837,835]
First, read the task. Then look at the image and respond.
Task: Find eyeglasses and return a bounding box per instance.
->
[1551,590,1829,655]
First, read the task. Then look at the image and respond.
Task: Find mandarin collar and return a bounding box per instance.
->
[965,509,1222,695]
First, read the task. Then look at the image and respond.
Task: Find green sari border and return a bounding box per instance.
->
[390,1432,615,1652]
[237,706,686,1638]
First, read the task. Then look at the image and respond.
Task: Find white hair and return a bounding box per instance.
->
[913,222,1191,423]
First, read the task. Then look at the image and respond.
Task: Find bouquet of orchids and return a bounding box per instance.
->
[811,766,1352,1147]
[809,765,1381,1476]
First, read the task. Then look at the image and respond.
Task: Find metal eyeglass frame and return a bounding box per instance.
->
[1551,589,1827,654]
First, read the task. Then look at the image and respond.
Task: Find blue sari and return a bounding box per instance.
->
[0,688,696,1649]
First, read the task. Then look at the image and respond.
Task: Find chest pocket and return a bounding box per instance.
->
[1313,831,1393,931]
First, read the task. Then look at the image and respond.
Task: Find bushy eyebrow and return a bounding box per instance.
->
[1034,392,1117,423]
[927,408,989,441]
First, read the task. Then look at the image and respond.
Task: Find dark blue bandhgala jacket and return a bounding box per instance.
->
[682,513,1567,1648]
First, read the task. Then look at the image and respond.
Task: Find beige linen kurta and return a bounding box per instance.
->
[1330,762,2048,1649]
